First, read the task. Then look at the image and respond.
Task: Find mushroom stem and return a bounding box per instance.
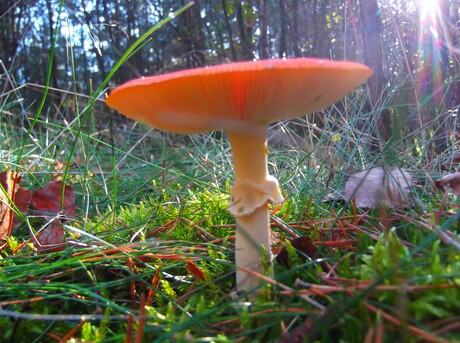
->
[234,204,271,292]
[227,127,283,292]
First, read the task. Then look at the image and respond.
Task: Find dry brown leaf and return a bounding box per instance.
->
[435,172,460,195]
[0,170,31,240]
[34,218,65,252]
[342,167,413,208]
[276,237,319,268]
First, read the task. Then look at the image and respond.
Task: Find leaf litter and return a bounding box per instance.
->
[0,170,30,240]
[0,170,75,252]
[326,167,414,208]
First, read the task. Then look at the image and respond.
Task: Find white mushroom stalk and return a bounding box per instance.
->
[227,126,284,291]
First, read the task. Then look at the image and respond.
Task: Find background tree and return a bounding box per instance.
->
[359,0,391,145]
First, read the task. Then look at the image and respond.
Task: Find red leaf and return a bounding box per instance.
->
[34,219,65,252]
[0,171,31,240]
[30,181,75,217]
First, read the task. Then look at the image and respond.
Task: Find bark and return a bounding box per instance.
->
[359,0,391,143]
[0,0,20,66]
[178,0,207,67]
[290,0,301,57]
[236,1,254,60]
[221,0,238,61]
[278,0,288,57]
[258,0,269,59]
[312,0,329,57]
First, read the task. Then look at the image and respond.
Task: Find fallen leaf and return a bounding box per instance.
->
[342,167,413,208]
[34,218,65,252]
[0,170,31,240]
[276,237,318,268]
[28,181,75,251]
[30,181,75,217]
[435,172,460,195]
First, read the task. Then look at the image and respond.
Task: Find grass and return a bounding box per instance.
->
[2,5,460,343]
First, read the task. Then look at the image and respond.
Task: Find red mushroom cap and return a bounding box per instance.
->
[106,58,372,134]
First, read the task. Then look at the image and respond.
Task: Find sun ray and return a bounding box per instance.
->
[416,0,446,104]
[420,0,440,24]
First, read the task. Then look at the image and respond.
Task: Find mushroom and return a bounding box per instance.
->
[106,58,372,293]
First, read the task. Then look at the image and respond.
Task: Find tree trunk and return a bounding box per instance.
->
[0,0,20,67]
[236,1,254,60]
[359,0,391,144]
[221,0,238,61]
[278,0,288,57]
[312,0,329,57]
[258,0,269,59]
[290,0,301,57]
[179,0,207,67]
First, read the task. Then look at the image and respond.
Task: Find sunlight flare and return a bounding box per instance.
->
[420,0,440,23]
[416,0,446,104]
